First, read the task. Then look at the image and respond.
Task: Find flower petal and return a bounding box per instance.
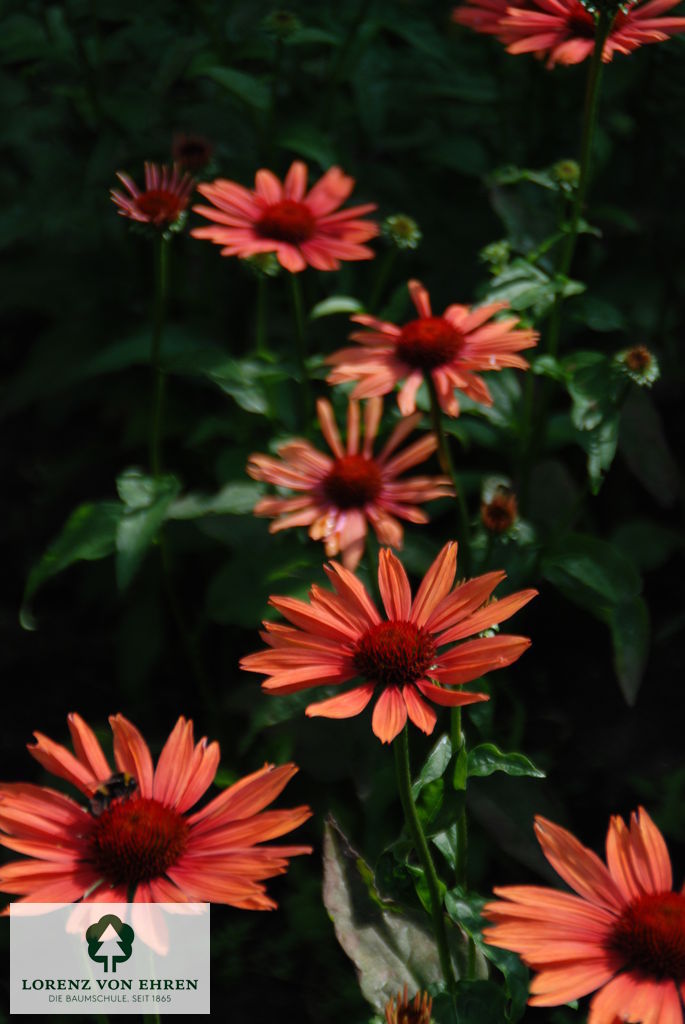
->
[410,542,458,627]
[371,686,407,744]
[305,683,375,720]
[378,548,412,620]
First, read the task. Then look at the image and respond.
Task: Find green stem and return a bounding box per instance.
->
[520,14,612,509]
[426,375,472,578]
[450,707,468,890]
[544,10,611,359]
[394,727,457,1001]
[148,234,212,708]
[150,234,169,477]
[289,273,312,426]
[368,248,397,312]
[255,275,268,358]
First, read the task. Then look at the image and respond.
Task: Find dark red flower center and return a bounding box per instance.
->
[353,620,436,688]
[89,797,189,887]
[568,7,597,37]
[136,190,185,225]
[396,317,464,371]
[257,200,316,244]
[609,891,685,981]
[323,455,382,509]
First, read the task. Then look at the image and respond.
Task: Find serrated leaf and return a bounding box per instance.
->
[21,502,123,626]
[467,743,545,779]
[115,470,181,590]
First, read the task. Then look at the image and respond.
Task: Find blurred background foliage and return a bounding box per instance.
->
[1,0,685,1020]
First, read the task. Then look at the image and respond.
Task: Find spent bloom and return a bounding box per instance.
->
[172,133,213,174]
[111,162,195,228]
[481,481,518,534]
[241,542,535,744]
[192,160,378,273]
[0,714,311,912]
[247,397,454,570]
[484,808,685,1021]
[385,985,433,1024]
[452,0,685,68]
[615,344,660,386]
[327,279,538,418]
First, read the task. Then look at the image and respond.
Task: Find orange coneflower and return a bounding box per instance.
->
[453,0,685,68]
[484,808,685,1022]
[111,163,195,227]
[327,280,537,418]
[191,160,378,272]
[241,542,535,744]
[0,714,311,911]
[248,397,454,570]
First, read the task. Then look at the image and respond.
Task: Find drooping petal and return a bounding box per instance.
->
[371,686,407,744]
[305,683,375,720]
[402,685,438,734]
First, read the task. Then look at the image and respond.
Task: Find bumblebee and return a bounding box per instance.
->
[89,772,138,817]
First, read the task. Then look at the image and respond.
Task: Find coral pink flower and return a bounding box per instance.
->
[241,542,535,744]
[248,397,454,570]
[453,0,685,68]
[484,808,685,1021]
[111,163,195,226]
[0,714,311,911]
[191,160,378,272]
[327,280,538,418]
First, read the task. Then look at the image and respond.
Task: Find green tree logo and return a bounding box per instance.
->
[86,914,135,973]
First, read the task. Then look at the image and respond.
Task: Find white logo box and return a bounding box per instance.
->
[10,903,210,1015]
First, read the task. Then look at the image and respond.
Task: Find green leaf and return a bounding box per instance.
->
[542,532,642,615]
[115,469,181,590]
[467,743,545,779]
[277,125,339,168]
[612,519,684,573]
[453,981,511,1022]
[309,295,365,319]
[411,734,452,799]
[192,65,270,110]
[445,889,529,1021]
[618,389,680,508]
[21,502,123,627]
[322,819,479,1012]
[609,596,650,706]
[167,482,263,519]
